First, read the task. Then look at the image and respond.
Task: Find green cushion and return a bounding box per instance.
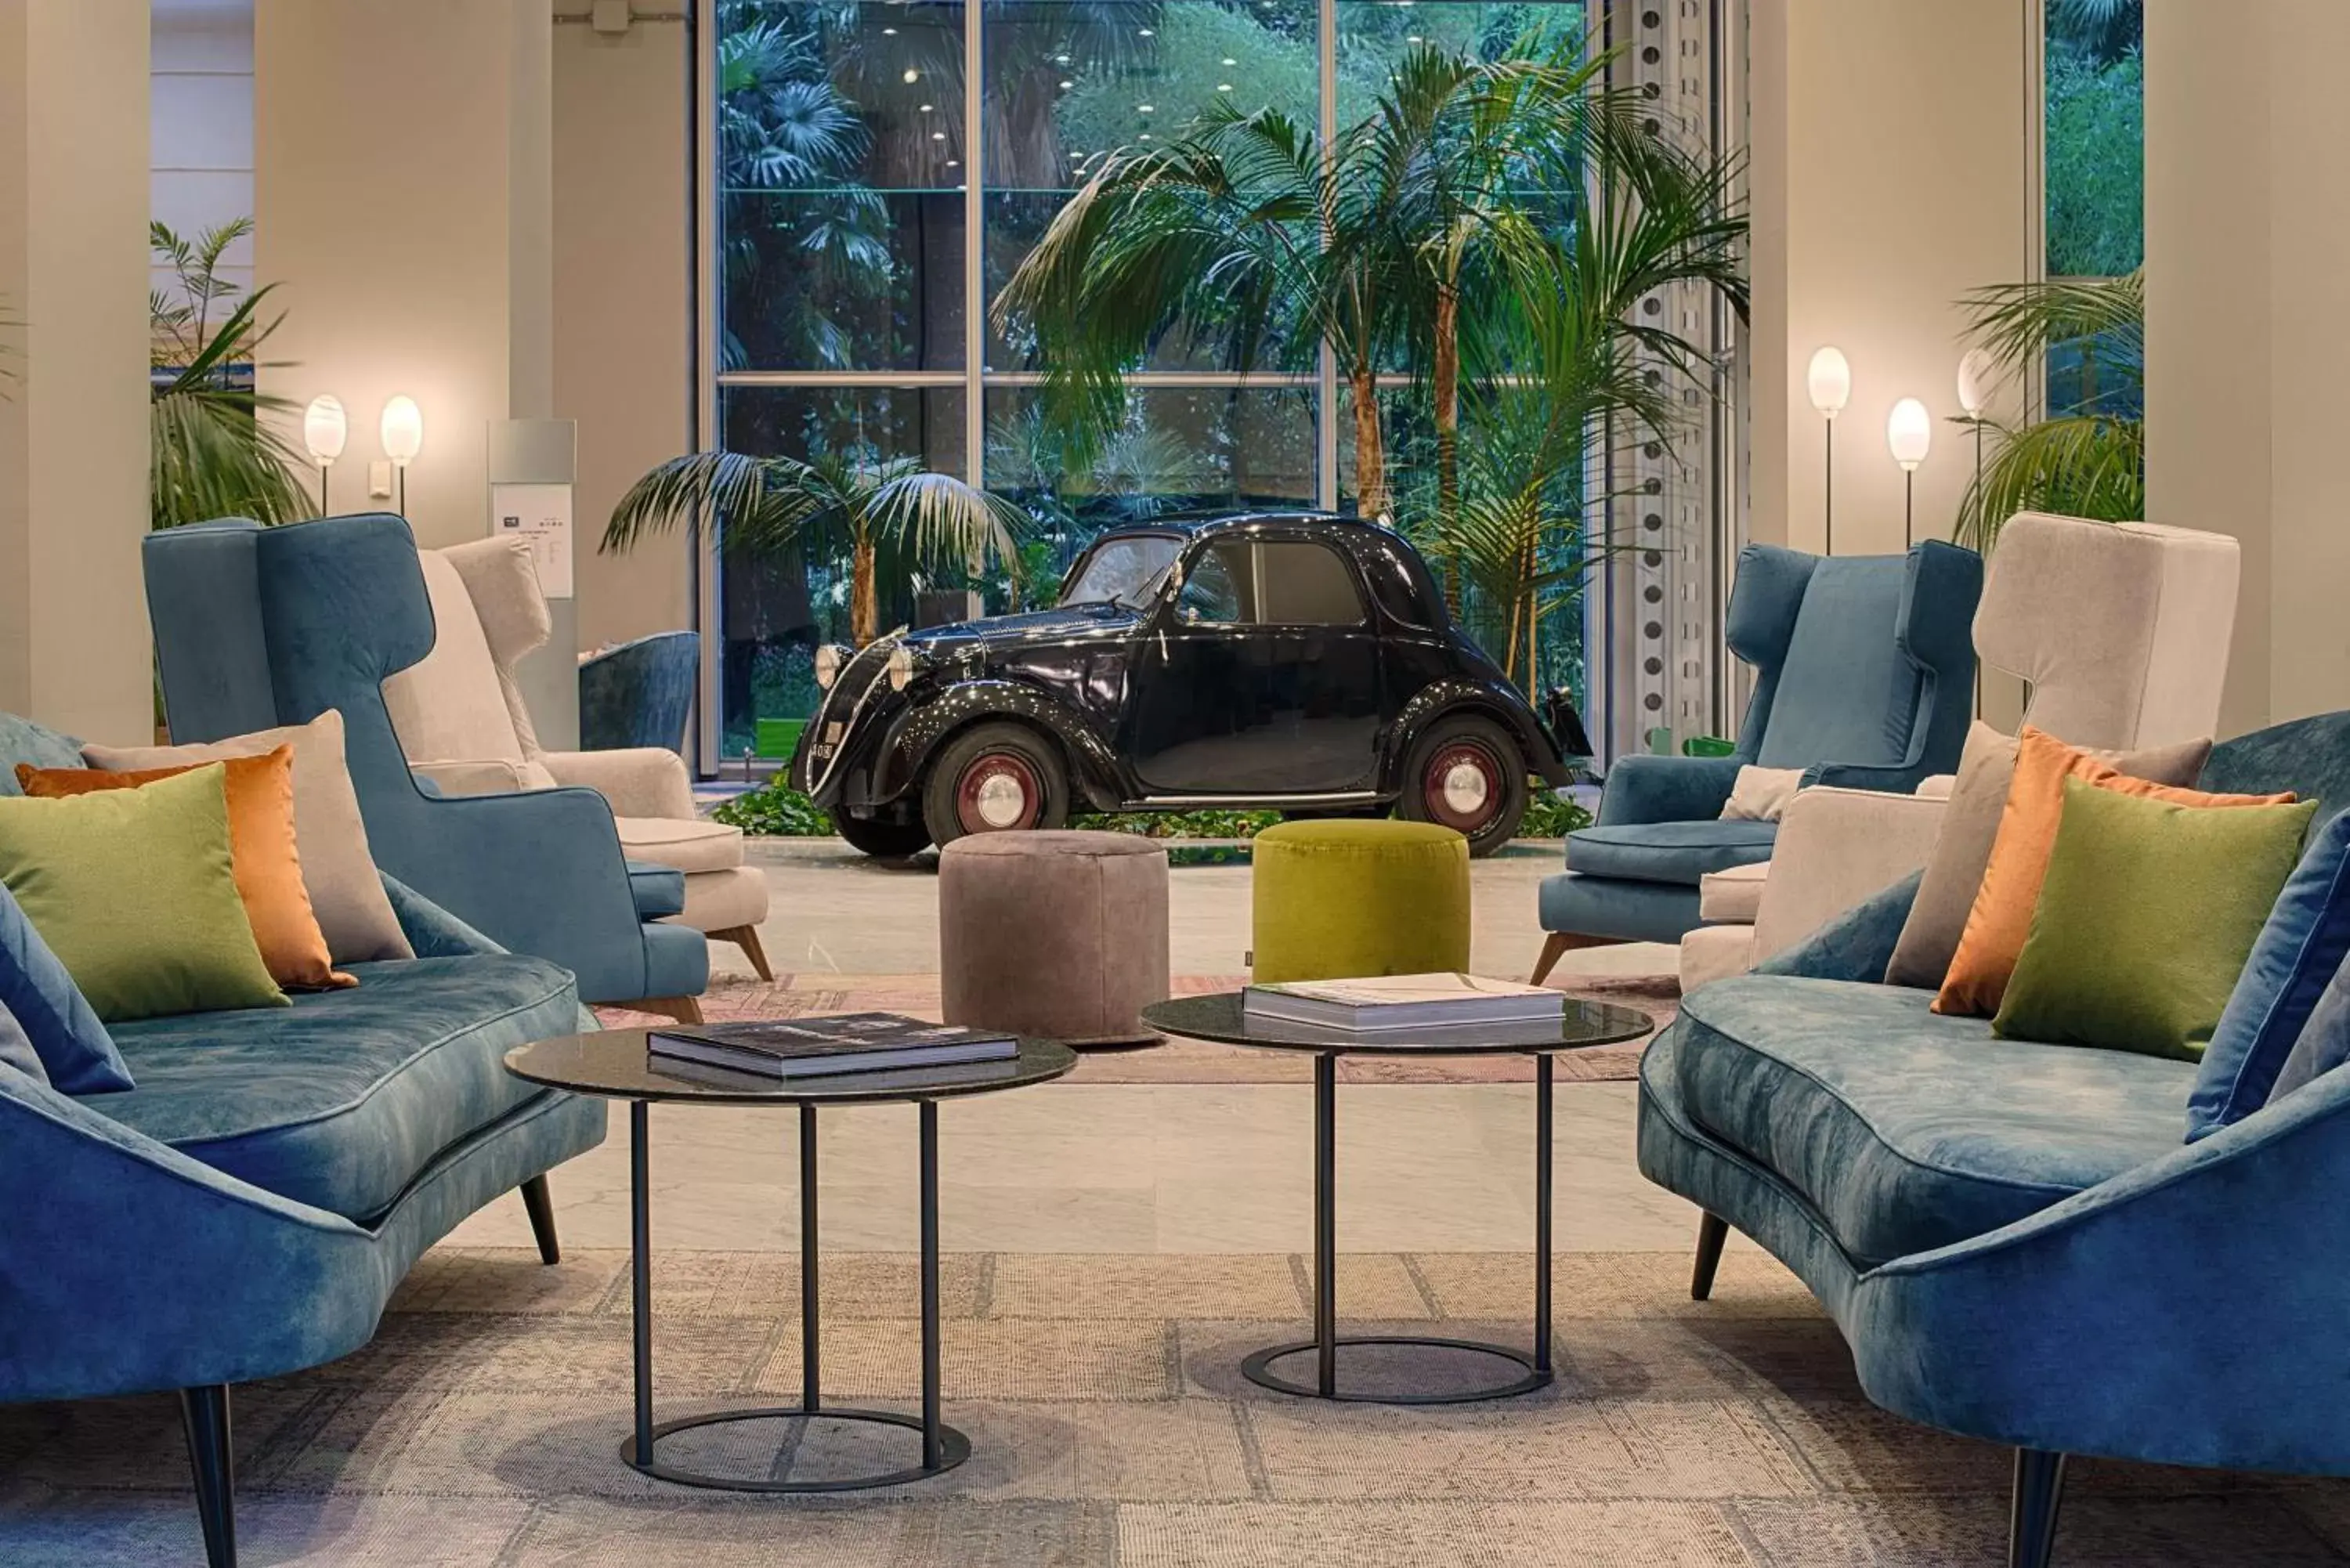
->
[1249,819,1470,984]
[1995,779,2317,1060]
[0,764,285,1023]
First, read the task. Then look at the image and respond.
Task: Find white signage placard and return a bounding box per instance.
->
[492,482,573,599]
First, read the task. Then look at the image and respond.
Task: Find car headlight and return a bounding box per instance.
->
[887,645,917,692]
[813,644,845,691]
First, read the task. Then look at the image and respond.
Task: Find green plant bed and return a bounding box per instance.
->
[1069,808,1283,840]
[1520,789,1593,838]
[710,782,832,837]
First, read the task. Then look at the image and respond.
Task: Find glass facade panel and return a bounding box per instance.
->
[2044,0,2142,280]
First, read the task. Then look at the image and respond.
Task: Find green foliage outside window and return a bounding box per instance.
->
[2045,39,2142,278]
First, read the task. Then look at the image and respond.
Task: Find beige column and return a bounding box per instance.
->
[0,0,154,745]
[2147,0,2350,735]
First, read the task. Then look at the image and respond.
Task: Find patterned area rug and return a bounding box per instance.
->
[598,974,1678,1085]
[4,1247,2343,1566]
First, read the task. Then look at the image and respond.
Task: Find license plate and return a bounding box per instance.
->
[825,721,846,746]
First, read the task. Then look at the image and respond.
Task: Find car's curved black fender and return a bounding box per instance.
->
[1380,677,1573,793]
[872,679,1128,811]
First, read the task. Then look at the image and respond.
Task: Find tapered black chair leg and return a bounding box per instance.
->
[2009,1448,2068,1568]
[521,1174,561,1265]
[179,1385,236,1568]
[1690,1212,1729,1300]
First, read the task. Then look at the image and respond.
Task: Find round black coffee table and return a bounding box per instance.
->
[1141,991,1650,1404]
[505,1031,1078,1492]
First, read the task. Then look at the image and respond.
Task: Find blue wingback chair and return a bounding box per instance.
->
[1534,540,1980,979]
[1640,710,2350,1566]
[143,515,707,1015]
[579,630,700,753]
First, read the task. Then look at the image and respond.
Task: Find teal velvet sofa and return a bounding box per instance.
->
[0,714,605,1568]
[1536,540,1981,978]
[1640,710,2350,1567]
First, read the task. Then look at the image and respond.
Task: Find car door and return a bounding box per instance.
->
[1123,532,1384,796]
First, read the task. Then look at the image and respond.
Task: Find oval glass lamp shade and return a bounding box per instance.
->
[302,395,348,464]
[380,396,424,464]
[1887,397,1932,469]
[1806,346,1851,416]
[1955,349,1995,417]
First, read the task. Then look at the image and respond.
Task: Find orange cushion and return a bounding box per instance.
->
[1933,727,2292,1018]
[16,748,356,992]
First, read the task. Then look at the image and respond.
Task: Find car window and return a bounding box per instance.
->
[1176,538,1367,628]
[1361,538,1435,628]
[1061,533,1182,608]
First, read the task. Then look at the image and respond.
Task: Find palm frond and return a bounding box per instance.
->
[1952,413,2145,551]
[151,386,313,529]
[863,471,1026,573]
[1958,269,2143,385]
[602,450,830,559]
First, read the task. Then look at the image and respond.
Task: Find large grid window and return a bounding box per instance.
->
[701,0,1683,764]
[2043,0,2141,417]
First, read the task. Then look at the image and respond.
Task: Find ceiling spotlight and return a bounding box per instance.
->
[1407,32,1422,41]
[931,130,946,140]
[1221,56,1238,65]
[1138,132,1153,140]
[902,67,919,82]
[882,24,897,33]
[946,158,960,167]
[1138,103,1154,113]
[1138,26,1154,35]
[1054,52,1070,63]
[1217,82,1232,91]
[1059,78,1074,89]
[919,102,933,111]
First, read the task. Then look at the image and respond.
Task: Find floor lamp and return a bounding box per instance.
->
[1956,349,1994,716]
[1887,398,1931,548]
[302,395,346,515]
[1806,347,1850,555]
[381,396,423,518]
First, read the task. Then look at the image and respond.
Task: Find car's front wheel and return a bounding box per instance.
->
[1397,714,1528,858]
[922,721,1070,847]
[834,811,934,860]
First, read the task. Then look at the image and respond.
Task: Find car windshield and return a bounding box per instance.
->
[1060,533,1183,609]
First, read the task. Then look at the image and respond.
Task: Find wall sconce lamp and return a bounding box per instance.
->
[379,396,424,517]
[302,395,347,515]
[1887,396,1932,546]
[1806,346,1850,555]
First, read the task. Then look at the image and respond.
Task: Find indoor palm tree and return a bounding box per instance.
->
[1950,268,2143,549]
[603,449,1025,646]
[150,218,312,529]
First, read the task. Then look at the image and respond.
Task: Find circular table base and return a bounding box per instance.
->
[1241,1335,1553,1405]
[621,1405,972,1492]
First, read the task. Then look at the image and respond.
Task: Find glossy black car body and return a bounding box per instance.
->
[790,511,1582,858]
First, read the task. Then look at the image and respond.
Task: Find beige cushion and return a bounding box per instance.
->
[1719,764,1806,822]
[1883,721,2212,989]
[382,549,530,769]
[1679,923,1755,992]
[616,815,745,875]
[1974,512,2239,750]
[1750,786,1948,966]
[83,710,413,963]
[1698,861,1770,923]
[410,757,561,797]
[938,830,1170,1045]
[676,864,769,933]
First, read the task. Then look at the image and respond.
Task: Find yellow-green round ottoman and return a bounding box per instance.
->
[1249,820,1472,983]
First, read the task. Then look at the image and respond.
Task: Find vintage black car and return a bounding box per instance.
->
[789,511,1586,858]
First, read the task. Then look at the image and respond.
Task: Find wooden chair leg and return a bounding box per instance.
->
[519,1174,560,1266]
[1530,930,1625,985]
[179,1385,236,1568]
[634,995,705,1025]
[1690,1212,1729,1300]
[713,923,775,982]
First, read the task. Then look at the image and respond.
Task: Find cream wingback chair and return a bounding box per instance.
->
[1678,513,2242,990]
[382,537,775,981]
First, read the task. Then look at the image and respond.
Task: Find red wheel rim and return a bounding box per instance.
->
[1423,741,1504,833]
[956,752,1043,834]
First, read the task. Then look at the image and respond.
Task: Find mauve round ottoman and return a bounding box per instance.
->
[939,830,1171,1046]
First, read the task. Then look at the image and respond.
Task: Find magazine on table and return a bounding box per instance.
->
[647,1012,1019,1080]
[1242,972,1564,1033]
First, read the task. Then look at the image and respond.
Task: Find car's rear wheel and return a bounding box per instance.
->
[834,811,934,860]
[923,721,1070,847]
[1398,714,1528,858]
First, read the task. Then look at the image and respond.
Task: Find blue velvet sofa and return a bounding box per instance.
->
[141,514,707,1015]
[1535,541,1981,980]
[0,711,605,1568]
[580,629,700,753]
[1640,709,2350,1567]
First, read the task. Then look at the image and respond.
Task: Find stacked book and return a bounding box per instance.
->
[649,1012,1018,1082]
[1242,972,1564,1034]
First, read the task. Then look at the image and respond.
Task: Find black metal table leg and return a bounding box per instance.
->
[1240,1050,1553,1404]
[630,1100,653,1468]
[920,1098,943,1470]
[801,1103,820,1413]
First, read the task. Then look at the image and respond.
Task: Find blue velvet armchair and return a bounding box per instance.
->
[1534,540,1980,978]
[144,515,708,1015]
[579,630,700,752]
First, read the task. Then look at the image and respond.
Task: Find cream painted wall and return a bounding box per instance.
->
[555,13,694,654]
[1746,2,2035,561]
[0,0,153,743]
[252,0,552,551]
[2145,0,2350,734]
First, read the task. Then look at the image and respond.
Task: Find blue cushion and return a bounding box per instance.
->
[1564,820,1777,886]
[1753,557,1917,771]
[0,713,87,791]
[0,995,43,1085]
[1538,871,1703,945]
[2189,809,2350,1140]
[627,860,687,920]
[1674,976,2193,1266]
[2266,948,2350,1104]
[101,953,578,1221]
[0,881,130,1094]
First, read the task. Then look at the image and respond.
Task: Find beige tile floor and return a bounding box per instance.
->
[448,840,1711,1259]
